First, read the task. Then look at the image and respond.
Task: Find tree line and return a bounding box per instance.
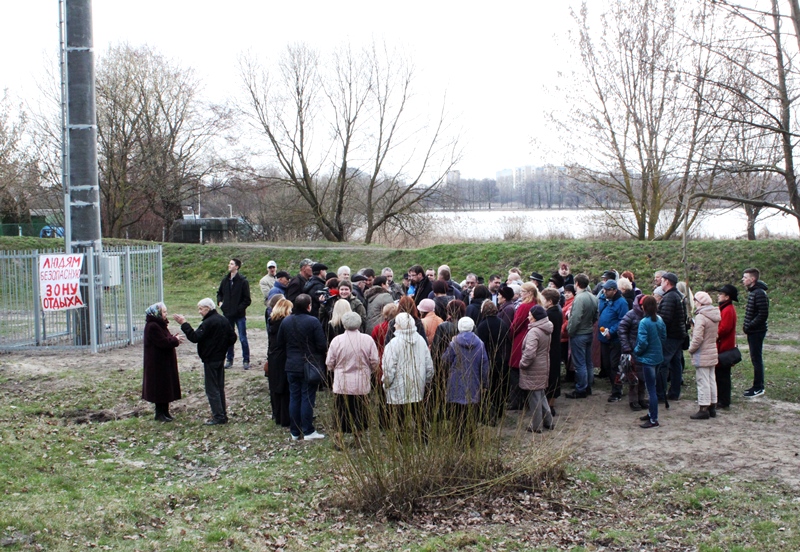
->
[2,1,800,242]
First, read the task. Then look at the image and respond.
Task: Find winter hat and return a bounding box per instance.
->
[499,286,515,302]
[418,298,435,313]
[342,311,362,330]
[602,270,617,280]
[395,312,413,331]
[529,272,544,283]
[548,272,565,289]
[530,305,547,321]
[458,317,475,332]
[694,291,712,306]
[717,284,739,302]
[654,287,665,297]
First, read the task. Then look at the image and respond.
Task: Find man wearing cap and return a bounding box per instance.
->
[742,268,769,398]
[657,272,688,401]
[303,263,329,318]
[597,279,629,402]
[529,272,544,292]
[268,271,290,301]
[286,259,313,303]
[217,258,252,370]
[259,261,278,303]
[715,284,739,407]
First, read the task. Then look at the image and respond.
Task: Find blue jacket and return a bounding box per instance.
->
[597,292,629,343]
[634,316,666,366]
[443,331,490,405]
[267,280,288,301]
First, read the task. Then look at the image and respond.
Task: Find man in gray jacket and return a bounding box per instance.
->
[566,274,598,399]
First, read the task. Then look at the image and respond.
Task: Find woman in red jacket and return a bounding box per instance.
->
[715,284,739,408]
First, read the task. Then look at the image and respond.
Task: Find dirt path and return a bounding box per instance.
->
[3,333,799,489]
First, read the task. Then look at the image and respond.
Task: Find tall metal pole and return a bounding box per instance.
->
[58,0,71,254]
[64,0,103,348]
[65,0,102,252]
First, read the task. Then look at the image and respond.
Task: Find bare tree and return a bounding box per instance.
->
[691,0,800,234]
[0,91,41,224]
[238,42,459,244]
[558,0,725,240]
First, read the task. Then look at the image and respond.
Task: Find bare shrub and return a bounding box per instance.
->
[326,386,574,520]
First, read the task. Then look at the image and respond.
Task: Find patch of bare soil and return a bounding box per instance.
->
[558,385,800,489]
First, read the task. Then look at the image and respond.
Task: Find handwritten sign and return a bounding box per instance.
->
[39,254,84,311]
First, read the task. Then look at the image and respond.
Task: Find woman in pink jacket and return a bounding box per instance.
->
[519,305,554,433]
[326,311,380,449]
[688,291,720,420]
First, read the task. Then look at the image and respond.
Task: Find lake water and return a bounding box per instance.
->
[423,208,799,240]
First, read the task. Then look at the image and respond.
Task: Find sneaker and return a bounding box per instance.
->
[224,360,233,369]
[204,418,227,426]
[291,434,301,441]
[640,419,659,429]
[639,414,651,422]
[243,361,250,370]
[304,431,325,440]
[629,402,642,411]
[607,394,622,403]
[743,388,764,398]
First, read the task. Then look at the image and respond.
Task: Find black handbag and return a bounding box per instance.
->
[717,346,742,367]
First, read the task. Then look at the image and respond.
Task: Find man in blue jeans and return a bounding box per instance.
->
[217,258,252,370]
[742,268,769,397]
[566,274,598,399]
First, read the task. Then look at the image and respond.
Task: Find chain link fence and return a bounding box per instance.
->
[0,245,162,352]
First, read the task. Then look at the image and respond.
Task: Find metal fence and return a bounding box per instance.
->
[0,245,162,352]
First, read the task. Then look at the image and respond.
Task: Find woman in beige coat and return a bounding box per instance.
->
[519,305,554,433]
[688,291,720,420]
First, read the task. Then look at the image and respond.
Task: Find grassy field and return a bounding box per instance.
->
[1,236,799,550]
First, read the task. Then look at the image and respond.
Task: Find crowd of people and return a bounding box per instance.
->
[140,257,769,441]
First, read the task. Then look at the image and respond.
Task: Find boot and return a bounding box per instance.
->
[708,405,716,418]
[154,404,172,423]
[690,406,710,420]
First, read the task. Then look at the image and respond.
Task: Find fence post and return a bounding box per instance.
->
[33,250,41,346]
[87,247,98,353]
[156,245,164,303]
[125,247,133,344]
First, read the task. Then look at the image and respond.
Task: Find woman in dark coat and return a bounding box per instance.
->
[476,301,511,425]
[267,298,293,427]
[142,302,183,422]
[541,289,563,415]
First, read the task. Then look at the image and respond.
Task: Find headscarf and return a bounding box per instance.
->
[145,302,166,318]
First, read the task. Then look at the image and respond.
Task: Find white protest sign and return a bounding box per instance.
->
[39,254,85,311]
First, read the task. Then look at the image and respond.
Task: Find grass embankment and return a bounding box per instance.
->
[1,236,799,549]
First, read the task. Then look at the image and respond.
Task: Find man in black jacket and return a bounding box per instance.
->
[217,258,252,370]
[742,267,769,397]
[174,299,237,425]
[285,258,313,303]
[656,272,688,401]
[409,265,432,306]
[303,263,328,318]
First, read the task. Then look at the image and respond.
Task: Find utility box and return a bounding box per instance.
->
[100,255,122,287]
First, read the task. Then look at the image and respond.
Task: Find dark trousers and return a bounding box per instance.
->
[600,339,622,396]
[203,360,227,421]
[747,331,766,390]
[270,390,291,427]
[658,337,684,400]
[448,403,479,445]
[287,372,317,437]
[387,402,427,442]
[508,368,526,410]
[715,364,732,407]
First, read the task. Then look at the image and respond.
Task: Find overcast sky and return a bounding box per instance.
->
[0,1,577,179]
